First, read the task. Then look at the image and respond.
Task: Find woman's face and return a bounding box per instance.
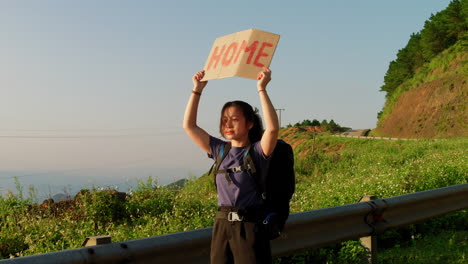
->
[221,106,253,141]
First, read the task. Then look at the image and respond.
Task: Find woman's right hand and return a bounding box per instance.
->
[193,70,208,91]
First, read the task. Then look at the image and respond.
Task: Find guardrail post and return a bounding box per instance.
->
[82,235,112,247]
[359,195,377,264]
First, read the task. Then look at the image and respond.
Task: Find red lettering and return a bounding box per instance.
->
[233,40,258,64]
[245,41,258,64]
[207,45,226,70]
[233,40,245,63]
[222,42,238,66]
[209,40,274,71]
[253,42,273,67]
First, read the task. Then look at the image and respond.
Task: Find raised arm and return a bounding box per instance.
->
[257,68,279,157]
[182,70,211,154]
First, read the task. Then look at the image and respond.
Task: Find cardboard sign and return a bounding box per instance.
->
[202,29,280,81]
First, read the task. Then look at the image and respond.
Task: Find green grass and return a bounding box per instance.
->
[292,136,467,211]
[1,134,467,262]
[377,230,468,264]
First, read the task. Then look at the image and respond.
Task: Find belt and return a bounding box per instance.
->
[216,206,265,222]
[216,211,245,222]
[218,206,245,212]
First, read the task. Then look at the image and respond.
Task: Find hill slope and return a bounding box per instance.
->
[373,42,467,138]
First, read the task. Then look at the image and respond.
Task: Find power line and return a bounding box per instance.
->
[0,128,184,139]
[0,127,176,132]
[0,134,161,139]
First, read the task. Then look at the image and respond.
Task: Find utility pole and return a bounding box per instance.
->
[275,108,285,128]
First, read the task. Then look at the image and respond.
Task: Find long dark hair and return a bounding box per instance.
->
[219,101,264,143]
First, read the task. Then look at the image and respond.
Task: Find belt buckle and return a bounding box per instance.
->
[228,212,243,222]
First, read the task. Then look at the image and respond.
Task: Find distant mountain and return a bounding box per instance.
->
[52,193,73,202]
[166,179,189,191]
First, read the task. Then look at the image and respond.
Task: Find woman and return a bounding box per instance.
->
[183,68,279,263]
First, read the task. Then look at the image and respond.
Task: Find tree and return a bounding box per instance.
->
[301,120,313,126]
[311,119,321,126]
[380,33,424,96]
[406,33,425,72]
[379,0,467,98]
[420,0,465,60]
[328,120,339,131]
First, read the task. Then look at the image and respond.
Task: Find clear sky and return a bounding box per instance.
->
[0,0,452,194]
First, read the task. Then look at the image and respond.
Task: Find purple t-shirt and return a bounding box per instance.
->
[209,136,270,207]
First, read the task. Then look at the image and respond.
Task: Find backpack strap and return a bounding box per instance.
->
[256,151,268,200]
[256,140,282,200]
[212,144,258,186]
[217,145,257,175]
[210,142,232,187]
[242,145,256,176]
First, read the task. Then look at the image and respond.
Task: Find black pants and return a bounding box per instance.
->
[210,218,272,264]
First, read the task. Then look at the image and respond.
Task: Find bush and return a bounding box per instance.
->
[127,178,175,219]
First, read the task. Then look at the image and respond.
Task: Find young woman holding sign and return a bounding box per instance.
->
[183,67,279,264]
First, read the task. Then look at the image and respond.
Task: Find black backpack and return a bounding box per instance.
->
[211,139,295,239]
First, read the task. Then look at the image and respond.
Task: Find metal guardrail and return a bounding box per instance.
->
[2,183,467,264]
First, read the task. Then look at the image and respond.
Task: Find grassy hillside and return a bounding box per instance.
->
[1,129,467,262]
[372,41,467,138]
[279,128,467,209]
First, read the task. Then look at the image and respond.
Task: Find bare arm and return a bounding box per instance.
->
[182,70,211,154]
[257,68,279,157]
